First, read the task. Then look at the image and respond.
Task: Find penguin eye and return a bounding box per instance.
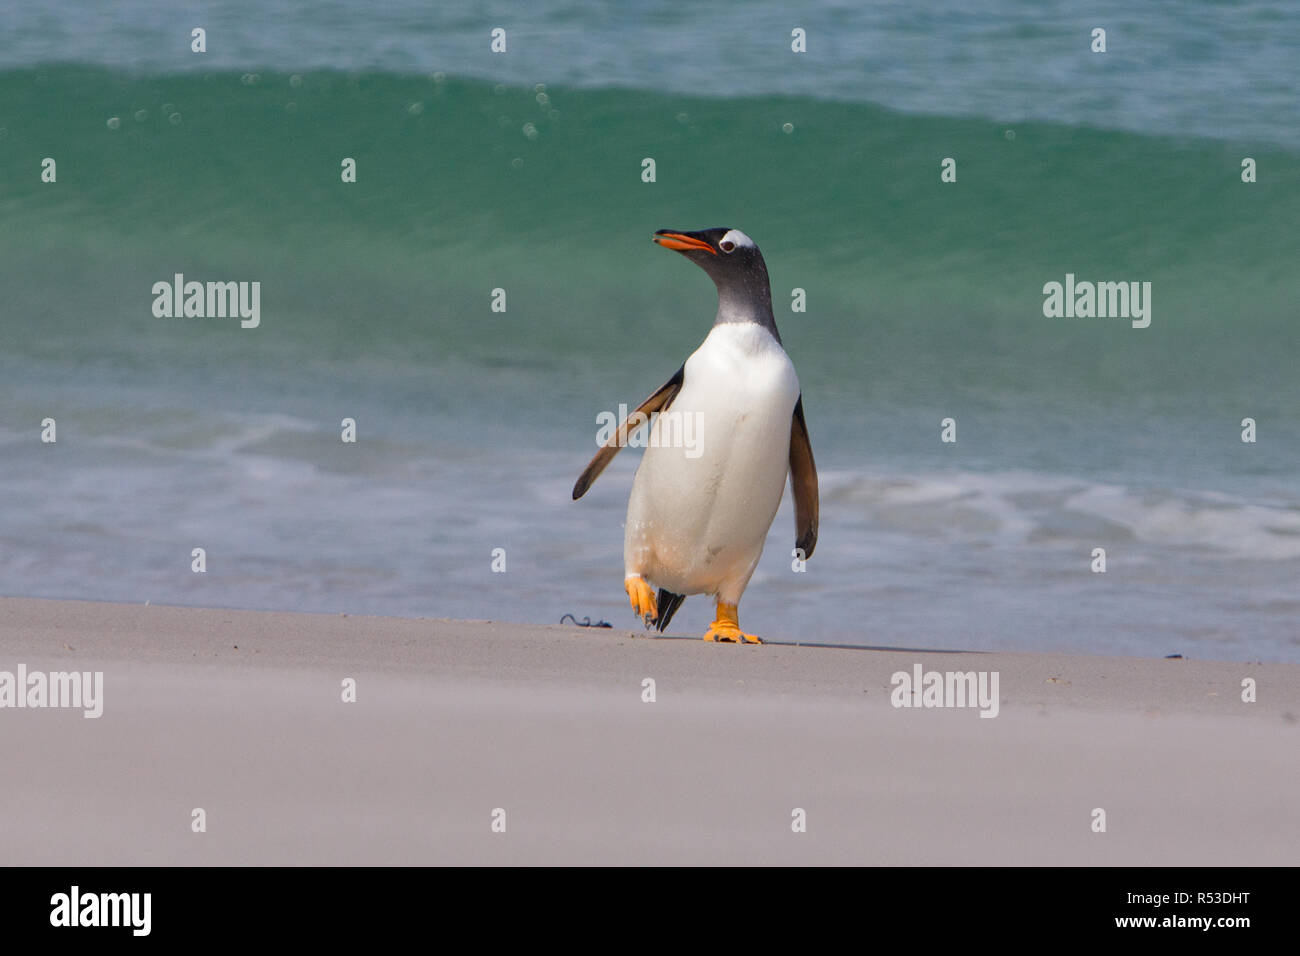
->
[719,239,736,253]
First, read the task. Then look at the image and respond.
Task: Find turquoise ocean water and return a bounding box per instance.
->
[1,1,1298,659]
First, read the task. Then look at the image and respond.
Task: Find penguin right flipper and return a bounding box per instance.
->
[789,395,819,559]
[572,365,685,499]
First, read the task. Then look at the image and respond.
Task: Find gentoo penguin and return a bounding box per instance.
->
[573,227,818,643]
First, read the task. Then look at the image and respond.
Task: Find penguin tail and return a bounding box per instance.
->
[655,589,686,632]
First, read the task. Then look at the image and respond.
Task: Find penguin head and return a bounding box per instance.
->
[652,227,777,333]
[653,227,768,284]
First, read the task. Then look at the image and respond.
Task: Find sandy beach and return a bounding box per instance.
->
[1,596,1296,866]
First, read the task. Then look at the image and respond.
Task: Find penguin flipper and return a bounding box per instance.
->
[572,365,685,499]
[789,395,818,559]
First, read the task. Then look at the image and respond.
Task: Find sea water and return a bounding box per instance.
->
[1,1,1297,659]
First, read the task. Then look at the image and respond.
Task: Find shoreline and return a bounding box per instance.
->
[1,597,1296,865]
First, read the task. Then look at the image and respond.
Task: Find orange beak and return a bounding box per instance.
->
[653,232,717,255]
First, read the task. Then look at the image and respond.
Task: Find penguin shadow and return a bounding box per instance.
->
[587,626,980,654]
[654,635,983,654]
[557,615,979,654]
[755,639,981,654]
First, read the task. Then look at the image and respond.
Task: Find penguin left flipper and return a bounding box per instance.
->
[571,365,685,500]
[789,395,819,559]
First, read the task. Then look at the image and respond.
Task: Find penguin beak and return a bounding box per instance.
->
[653,231,717,255]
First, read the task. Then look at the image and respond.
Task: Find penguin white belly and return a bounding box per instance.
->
[624,322,799,602]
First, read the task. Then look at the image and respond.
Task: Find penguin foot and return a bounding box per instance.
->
[703,623,763,644]
[703,602,763,644]
[624,576,658,628]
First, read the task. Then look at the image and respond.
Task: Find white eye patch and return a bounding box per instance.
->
[718,229,755,252]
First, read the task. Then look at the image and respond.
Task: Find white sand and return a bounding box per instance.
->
[1,597,1296,865]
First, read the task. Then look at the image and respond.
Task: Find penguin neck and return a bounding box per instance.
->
[712,273,781,343]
